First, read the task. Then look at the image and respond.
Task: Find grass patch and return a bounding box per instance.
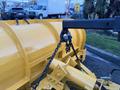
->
[87,32,120,56]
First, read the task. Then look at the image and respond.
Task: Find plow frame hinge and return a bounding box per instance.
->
[37,65,68,90]
[65,56,77,67]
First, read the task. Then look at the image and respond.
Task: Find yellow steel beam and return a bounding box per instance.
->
[49,59,96,90]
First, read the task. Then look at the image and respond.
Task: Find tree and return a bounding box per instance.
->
[95,0,107,18]
[1,0,6,12]
[83,0,95,19]
[0,0,7,20]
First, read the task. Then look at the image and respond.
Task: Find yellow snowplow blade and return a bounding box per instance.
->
[0,19,96,90]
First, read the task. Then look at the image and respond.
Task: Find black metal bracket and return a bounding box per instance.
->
[63,17,120,32]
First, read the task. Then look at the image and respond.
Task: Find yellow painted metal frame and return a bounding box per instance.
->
[0,19,94,90]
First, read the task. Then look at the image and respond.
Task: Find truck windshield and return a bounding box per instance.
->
[33,6,46,10]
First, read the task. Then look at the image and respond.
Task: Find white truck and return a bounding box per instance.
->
[28,0,66,19]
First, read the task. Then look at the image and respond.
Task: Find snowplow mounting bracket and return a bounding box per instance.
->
[63,17,120,32]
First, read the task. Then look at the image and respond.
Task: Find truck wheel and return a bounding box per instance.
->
[39,14,43,19]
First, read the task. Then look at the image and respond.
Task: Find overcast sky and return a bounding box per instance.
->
[1,0,84,5]
[0,0,29,2]
[6,0,84,3]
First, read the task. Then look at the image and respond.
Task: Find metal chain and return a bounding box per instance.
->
[31,41,62,90]
[70,42,81,63]
[31,29,81,90]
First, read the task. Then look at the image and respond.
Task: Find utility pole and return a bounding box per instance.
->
[66,0,70,17]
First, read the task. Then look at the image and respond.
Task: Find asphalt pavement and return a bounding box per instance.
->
[84,51,120,84]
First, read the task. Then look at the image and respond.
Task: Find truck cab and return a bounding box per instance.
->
[27,0,66,19]
[28,5,47,19]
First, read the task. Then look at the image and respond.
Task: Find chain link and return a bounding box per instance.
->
[31,41,62,90]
